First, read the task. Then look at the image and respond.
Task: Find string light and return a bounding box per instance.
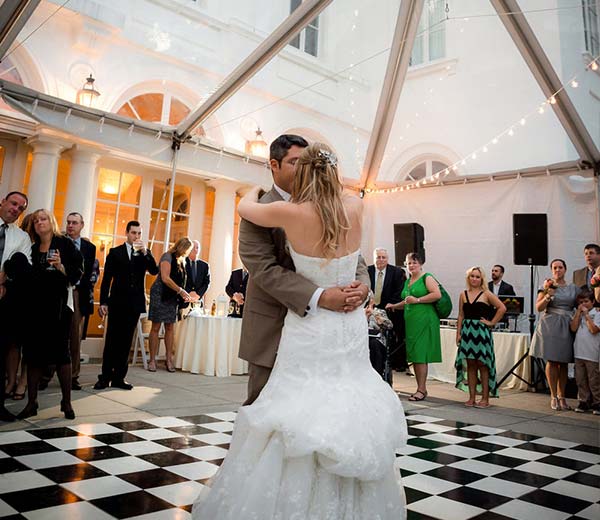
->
[365,54,598,194]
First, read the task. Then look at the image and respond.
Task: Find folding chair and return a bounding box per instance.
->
[131,313,165,369]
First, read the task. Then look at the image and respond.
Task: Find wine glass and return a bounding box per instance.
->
[46,248,57,270]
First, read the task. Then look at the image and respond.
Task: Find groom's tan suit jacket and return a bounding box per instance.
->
[238,187,369,368]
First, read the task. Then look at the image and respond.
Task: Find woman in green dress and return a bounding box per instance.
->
[386,252,441,401]
[455,267,506,408]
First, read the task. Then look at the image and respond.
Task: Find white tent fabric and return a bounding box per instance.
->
[363,173,599,322]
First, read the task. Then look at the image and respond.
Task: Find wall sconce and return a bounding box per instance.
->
[77,74,101,107]
[245,127,268,158]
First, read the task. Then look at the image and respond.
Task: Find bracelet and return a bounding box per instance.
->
[178,287,183,295]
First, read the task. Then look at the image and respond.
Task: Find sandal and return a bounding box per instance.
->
[550,397,559,411]
[147,361,157,372]
[475,401,490,409]
[12,391,25,401]
[464,400,475,407]
[166,361,176,373]
[409,390,427,402]
[558,398,571,411]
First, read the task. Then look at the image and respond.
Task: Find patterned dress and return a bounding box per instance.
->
[455,291,499,398]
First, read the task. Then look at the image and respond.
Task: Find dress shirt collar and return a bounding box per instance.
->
[125,242,132,259]
[273,183,291,201]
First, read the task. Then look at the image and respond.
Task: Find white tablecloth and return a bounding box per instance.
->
[175,315,248,377]
[428,328,530,391]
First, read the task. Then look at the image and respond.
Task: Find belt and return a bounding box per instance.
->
[545,307,572,317]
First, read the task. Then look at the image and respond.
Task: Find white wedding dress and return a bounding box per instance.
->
[192,246,407,519]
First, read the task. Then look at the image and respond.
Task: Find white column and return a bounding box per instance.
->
[206,179,238,305]
[25,137,65,212]
[63,146,101,232]
[188,180,206,245]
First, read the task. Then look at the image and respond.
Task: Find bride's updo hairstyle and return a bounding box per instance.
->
[291,143,350,259]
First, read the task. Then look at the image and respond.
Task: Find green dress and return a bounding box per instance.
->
[402,273,442,363]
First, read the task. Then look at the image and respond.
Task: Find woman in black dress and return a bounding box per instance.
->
[18,209,83,420]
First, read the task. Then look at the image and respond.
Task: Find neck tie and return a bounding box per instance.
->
[0,223,8,268]
[374,270,383,305]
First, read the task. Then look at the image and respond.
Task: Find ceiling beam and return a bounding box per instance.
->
[360,0,425,188]
[176,0,333,141]
[0,0,40,61]
[490,0,600,166]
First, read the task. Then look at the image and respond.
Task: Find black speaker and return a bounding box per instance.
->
[394,223,425,265]
[513,214,548,266]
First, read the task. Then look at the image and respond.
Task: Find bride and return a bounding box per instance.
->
[192,143,407,519]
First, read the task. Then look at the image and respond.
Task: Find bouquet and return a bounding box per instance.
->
[591,274,600,288]
[368,308,394,331]
[543,279,557,292]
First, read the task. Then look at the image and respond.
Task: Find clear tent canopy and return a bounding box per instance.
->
[0,0,598,201]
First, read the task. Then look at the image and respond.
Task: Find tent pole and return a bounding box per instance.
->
[164,143,180,251]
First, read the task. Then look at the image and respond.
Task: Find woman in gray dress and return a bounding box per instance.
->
[148,237,193,372]
[531,259,579,411]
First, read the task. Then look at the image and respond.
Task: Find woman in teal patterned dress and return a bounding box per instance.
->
[386,252,441,401]
[455,267,506,408]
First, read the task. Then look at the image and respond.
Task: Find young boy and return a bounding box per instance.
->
[570,290,600,414]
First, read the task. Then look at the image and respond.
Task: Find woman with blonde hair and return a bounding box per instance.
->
[147,236,193,372]
[455,266,506,408]
[18,209,83,419]
[193,143,407,519]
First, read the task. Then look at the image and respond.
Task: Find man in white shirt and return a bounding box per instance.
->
[0,191,31,421]
[488,265,516,296]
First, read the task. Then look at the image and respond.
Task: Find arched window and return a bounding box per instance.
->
[0,57,24,84]
[405,160,448,181]
[116,92,205,135]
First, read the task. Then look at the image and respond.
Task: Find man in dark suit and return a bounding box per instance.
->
[368,248,407,370]
[183,239,210,309]
[226,267,248,317]
[488,265,516,296]
[94,220,158,390]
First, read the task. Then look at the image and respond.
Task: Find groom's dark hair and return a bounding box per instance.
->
[270,134,309,165]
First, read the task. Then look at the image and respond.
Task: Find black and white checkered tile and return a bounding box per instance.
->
[0,411,598,519]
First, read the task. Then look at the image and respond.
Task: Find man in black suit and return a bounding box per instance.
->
[368,248,407,370]
[226,267,248,317]
[488,265,516,296]
[94,220,158,390]
[183,240,210,311]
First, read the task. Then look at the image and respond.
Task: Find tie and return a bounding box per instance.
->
[0,223,8,267]
[374,270,383,305]
[192,261,197,284]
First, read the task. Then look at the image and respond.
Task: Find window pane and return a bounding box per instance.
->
[152,180,191,214]
[309,16,319,29]
[305,26,318,56]
[119,172,142,205]
[129,93,164,123]
[149,210,167,242]
[432,161,448,174]
[53,158,71,228]
[169,97,191,126]
[410,34,424,66]
[171,214,189,242]
[289,33,300,49]
[97,168,120,202]
[93,201,117,236]
[408,163,426,180]
[290,0,301,13]
[116,205,139,235]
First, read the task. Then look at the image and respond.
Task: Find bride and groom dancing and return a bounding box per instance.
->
[193,135,408,519]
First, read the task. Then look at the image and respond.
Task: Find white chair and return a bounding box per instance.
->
[131,313,165,369]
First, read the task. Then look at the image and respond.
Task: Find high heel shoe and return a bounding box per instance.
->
[60,401,75,420]
[550,397,560,411]
[558,397,571,411]
[17,403,38,420]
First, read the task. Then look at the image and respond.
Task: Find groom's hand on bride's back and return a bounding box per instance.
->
[318,281,368,313]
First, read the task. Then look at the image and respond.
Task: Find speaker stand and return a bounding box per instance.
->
[497,264,546,390]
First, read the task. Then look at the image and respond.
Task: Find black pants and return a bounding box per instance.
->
[99,309,139,383]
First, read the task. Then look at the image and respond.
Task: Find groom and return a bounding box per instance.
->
[238,134,370,405]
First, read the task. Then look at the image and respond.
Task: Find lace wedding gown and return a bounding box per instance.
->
[192,246,407,519]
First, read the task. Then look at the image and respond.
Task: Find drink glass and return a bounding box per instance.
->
[46,248,57,270]
[132,242,144,256]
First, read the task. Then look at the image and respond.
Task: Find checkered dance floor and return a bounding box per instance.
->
[0,411,598,519]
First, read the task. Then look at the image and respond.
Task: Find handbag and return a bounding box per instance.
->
[433,278,453,319]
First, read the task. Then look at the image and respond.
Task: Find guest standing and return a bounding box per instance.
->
[531,259,579,411]
[368,248,406,370]
[570,289,600,414]
[386,252,441,401]
[455,267,506,408]
[147,237,193,372]
[94,221,158,390]
[18,209,83,420]
[183,240,210,307]
[573,243,600,290]
[0,192,31,421]
[226,267,248,317]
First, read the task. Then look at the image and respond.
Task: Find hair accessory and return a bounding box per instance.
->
[317,149,338,168]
